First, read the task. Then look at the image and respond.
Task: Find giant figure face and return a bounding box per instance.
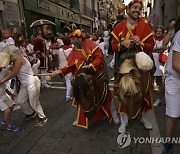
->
[127,3,143,20]
[37,25,52,40]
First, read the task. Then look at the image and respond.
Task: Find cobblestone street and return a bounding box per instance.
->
[0,79,152,154]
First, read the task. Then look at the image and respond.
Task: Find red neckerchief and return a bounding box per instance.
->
[62,45,71,50]
[154,35,164,41]
[6,36,12,39]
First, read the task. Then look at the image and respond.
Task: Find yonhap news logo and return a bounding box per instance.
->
[117,132,131,148]
[117,132,180,148]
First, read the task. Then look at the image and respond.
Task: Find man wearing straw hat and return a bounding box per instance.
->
[111,0,155,133]
[30,19,55,88]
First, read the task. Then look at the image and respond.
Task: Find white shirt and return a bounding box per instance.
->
[57,38,64,47]
[26,43,34,54]
[58,47,72,69]
[32,59,40,75]
[165,30,180,80]
[98,42,105,54]
[17,57,37,86]
[0,41,6,52]
[103,31,109,37]
[153,39,164,76]
[4,37,15,46]
[103,31,110,44]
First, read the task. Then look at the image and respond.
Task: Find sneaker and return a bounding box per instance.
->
[0,120,6,125]
[109,64,113,69]
[66,96,73,102]
[72,120,78,127]
[42,83,51,88]
[13,104,21,111]
[162,143,173,154]
[35,117,48,127]
[47,70,53,73]
[141,118,153,129]
[7,124,23,132]
[24,112,36,121]
[110,77,114,81]
[112,113,120,124]
[118,123,127,133]
[154,99,161,107]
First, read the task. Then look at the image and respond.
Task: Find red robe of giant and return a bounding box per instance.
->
[111,18,155,116]
[33,37,47,69]
[59,39,112,128]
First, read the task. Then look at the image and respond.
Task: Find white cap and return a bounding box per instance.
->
[135,52,153,71]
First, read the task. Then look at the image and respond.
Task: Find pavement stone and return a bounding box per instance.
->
[53,145,71,153]
[131,147,152,154]
[69,147,84,154]
[28,149,44,154]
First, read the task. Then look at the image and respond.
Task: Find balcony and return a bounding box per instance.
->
[80,4,93,18]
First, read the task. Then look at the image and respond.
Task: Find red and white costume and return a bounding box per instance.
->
[58,38,112,128]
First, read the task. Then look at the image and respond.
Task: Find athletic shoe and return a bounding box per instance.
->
[41,83,51,88]
[66,97,73,102]
[154,99,161,107]
[24,112,36,121]
[141,117,153,129]
[110,77,114,81]
[162,143,173,154]
[72,120,78,126]
[0,120,6,125]
[35,117,48,127]
[7,124,23,132]
[118,123,127,133]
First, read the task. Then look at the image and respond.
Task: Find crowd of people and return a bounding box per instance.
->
[0,0,179,154]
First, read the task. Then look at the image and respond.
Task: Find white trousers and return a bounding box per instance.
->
[17,77,46,118]
[65,73,73,99]
[104,38,109,56]
[120,110,150,125]
[40,69,49,85]
[165,76,180,117]
[39,57,49,85]
[109,53,115,68]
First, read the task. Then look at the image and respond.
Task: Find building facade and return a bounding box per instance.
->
[0,0,20,29]
[79,0,94,33]
[111,0,124,21]
[20,0,81,37]
[17,0,101,37]
[150,0,179,28]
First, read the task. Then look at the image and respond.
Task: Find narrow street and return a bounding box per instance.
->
[0,56,179,154]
